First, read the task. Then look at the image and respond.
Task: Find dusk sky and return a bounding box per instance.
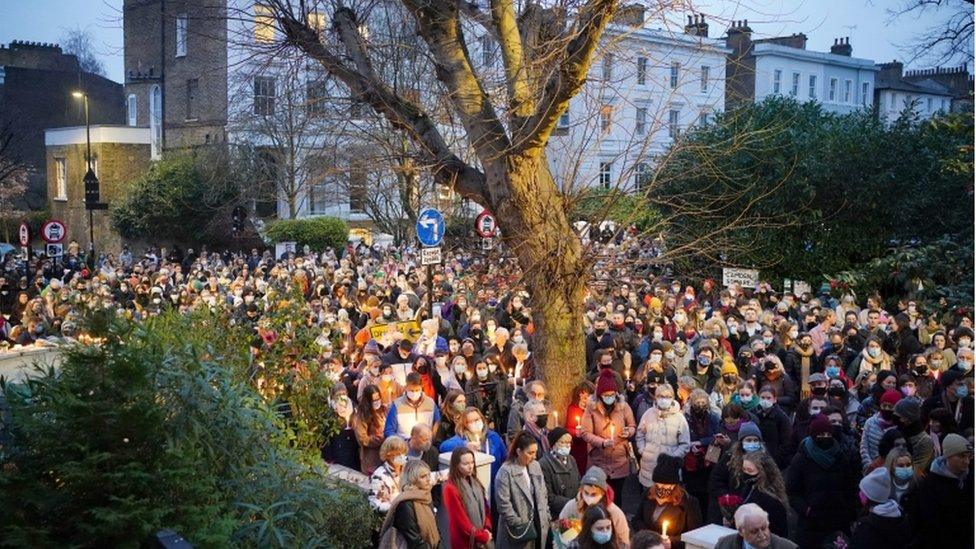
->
[0,0,969,83]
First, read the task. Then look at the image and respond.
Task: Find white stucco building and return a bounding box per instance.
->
[874,61,956,123]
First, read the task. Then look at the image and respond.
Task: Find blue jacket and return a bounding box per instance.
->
[439,430,507,481]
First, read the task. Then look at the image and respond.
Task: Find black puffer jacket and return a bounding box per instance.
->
[785,441,858,548]
[849,511,909,549]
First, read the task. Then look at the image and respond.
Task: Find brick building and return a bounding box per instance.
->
[0,40,123,207]
[44,125,151,254]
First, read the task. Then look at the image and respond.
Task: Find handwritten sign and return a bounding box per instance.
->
[722,268,759,288]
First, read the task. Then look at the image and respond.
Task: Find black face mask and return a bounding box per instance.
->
[594,328,606,336]
[811,386,828,397]
[534,414,548,429]
[416,364,429,374]
[743,472,758,484]
[814,436,834,449]
[754,349,766,358]
[723,375,737,384]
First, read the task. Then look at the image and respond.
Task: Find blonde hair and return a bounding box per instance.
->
[379,435,408,462]
[400,459,432,490]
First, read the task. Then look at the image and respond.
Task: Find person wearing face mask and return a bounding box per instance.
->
[703,318,734,357]
[689,346,719,394]
[578,504,618,549]
[384,372,441,441]
[322,385,361,471]
[849,335,892,381]
[752,356,797,417]
[436,390,467,446]
[892,398,935,472]
[369,435,408,513]
[782,394,828,464]
[634,382,690,492]
[558,466,630,548]
[539,428,582,518]
[883,447,916,505]
[848,467,909,549]
[581,370,637,508]
[682,389,719,506]
[466,357,509,433]
[785,414,858,548]
[567,381,596,475]
[439,407,507,483]
[521,400,552,454]
[708,360,742,415]
[949,345,974,375]
[782,332,822,399]
[904,433,974,549]
[921,369,974,433]
[753,386,792,469]
[586,317,616,371]
[906,352,938,400]
[668,339,692,377]
[353,385,388,475]
[634,456,701,547]
[734,451,789,538]
[859,390,902,472]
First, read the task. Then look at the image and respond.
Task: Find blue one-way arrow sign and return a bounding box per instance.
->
[416,208,445,247]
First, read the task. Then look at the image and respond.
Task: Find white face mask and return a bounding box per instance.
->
[381,374,393,383]
[454,364,467,375]
[372,400,383,410]
[406,390,423,402]
[582,494,602,506]
[436,356,447,367]
[649,354,662,364]
[469,420,484,434]
[393,454,407,466]
[656,397,673,410]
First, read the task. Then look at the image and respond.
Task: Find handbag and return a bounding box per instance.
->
[505,474,539,543]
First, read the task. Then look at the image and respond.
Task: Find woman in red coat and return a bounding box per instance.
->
[442,446,493,548]
[566,381,596,475]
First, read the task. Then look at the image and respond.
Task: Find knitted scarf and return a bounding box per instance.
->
[794,344,814,394]
[456,477,487,531]
[802,437,840,469]
[379,489,440,548]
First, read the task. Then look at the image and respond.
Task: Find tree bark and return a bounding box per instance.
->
[489,156,588,409]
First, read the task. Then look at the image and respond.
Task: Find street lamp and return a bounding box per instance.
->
[72,90,100,266]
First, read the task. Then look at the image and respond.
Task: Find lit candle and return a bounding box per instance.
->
[610,423,616,439]
[553,411,558,426]
[662,520,669,539]
[576,415,582,430]
[625,366,631,381]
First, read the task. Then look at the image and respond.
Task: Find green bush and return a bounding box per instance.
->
[0,306,376,548]
[264,216,349,254]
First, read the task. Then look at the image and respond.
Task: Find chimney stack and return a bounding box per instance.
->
[830,36,852,56]
[684,13,709,38]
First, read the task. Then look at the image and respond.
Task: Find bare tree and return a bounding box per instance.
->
[0,122,28,243]
[59,27,107,76]
[889,0,975,65]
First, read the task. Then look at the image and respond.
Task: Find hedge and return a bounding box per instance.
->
[264,217,349,254]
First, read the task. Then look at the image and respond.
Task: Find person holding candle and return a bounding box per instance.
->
[439,406,507,483]
[322,384,361,471]
[581,369,636,508]
[558,466,630,548]
[634,455,702,549]
[635,384,690,491]
[353,384,387,475]
[567,381,596,475]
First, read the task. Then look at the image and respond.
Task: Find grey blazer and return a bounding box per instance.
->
[494,460,550,549]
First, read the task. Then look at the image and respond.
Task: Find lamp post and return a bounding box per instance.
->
[72,90,99,267]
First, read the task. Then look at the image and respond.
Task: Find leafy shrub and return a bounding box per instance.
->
[264,217,349,254]
[0,307,375,548]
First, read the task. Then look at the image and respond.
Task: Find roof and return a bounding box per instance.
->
[875,76,955,96]
[751,42,878,71]
[604,24,733,54]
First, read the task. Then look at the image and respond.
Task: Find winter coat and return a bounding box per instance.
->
[581,397,637,480]
[635,401,690,487]
[352,411,385,475]
[385,492,442,549]
[785,441,858,548]
[714,533,797,549]
[538,451,581,517]
[558,499,631,549]
[369,462,401,513]
[439,430,507,482]
[848,504,909,549]
[442,479,493,549]
[753,405,792,469]
[903,457,974,549]
[634,489,702,549]
[859,414,894,471]
[494,460,550,549]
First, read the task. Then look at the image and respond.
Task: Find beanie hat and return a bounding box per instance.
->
[941,433,971,459]
[880,389,903,406]
[596,369,617,395]
[859,467,891,503]
[894,398,921,423]
[809,414,832,437]
[808,372,828,384]
[652,455,681,484]
[940,369,963,390]
[364,339,381,357]
[547,427,569,449]
[649,341,664,354]
[721,360,738,377]
[738,421,763,442]
[581,466,608,489]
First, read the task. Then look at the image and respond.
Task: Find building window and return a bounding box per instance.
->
[861,82,870,106]
[598,162,612,189]
[127,94,137,126]
[927,97,933,112]
[306,78,328,115]
[55,158,67,200]
[558,112,570,128]
[844,79,852,103]
[309,181,333,215]
[890,93,896,109]
[668,109,680,138]
[828,78,837,101]
[670,62,680,88]
[348,161,367,213]
[808,75,817,99]
[637,57,647,85]
[185,79,198,119]
[600,105,612,132]
[176,14,187,57]
[700,65,709,93]
[150,85,162,160]
[791,72,800,96]
[481,35,493,66]
[255,3,275,43]
[253,76,276,116]
[635,107,647,135]
[634,162,650,192]
[699,109,712,125]
[773,69,782,94]
[941,98,947,111]
[602,53,613,80]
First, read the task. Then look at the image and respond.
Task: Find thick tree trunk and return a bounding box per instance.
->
[491,156,588,411]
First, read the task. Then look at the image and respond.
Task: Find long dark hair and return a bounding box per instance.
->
[447,446,485,493]
[507,431,538,463]
[357,384,384,432]
[578,504,615,549]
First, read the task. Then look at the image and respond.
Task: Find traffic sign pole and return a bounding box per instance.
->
[415,208,445,320]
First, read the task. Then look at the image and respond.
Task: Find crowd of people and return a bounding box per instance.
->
[0,236,972,549]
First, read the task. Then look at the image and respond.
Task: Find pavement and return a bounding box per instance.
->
[0,345,61,384]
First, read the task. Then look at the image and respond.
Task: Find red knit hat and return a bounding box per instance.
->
[809,414,833,437]
[880,389,902,406]
[596,369,617,395]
